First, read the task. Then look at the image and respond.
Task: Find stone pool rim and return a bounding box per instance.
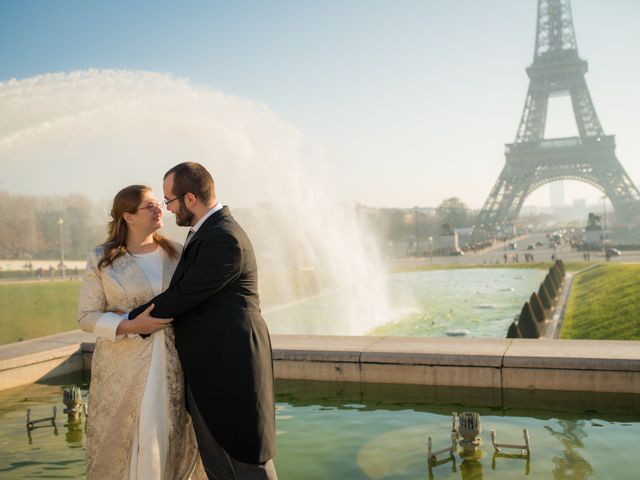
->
[1,331,638,394]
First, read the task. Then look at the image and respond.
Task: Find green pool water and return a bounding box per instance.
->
[1,374,638,479]
[266,268,548,337]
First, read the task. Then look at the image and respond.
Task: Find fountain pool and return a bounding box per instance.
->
[1,374,638,479]
[265,268,548,337]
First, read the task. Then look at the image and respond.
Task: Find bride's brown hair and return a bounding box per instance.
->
[98,185,178,269]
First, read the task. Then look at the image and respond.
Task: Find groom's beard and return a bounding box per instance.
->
[175,201,195,227]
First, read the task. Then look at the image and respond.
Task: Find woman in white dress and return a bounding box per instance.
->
[78,185,204,479]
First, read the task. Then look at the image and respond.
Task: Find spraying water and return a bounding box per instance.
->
[0,69,389,334]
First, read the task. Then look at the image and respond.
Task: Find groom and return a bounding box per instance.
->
[129,162,277,479]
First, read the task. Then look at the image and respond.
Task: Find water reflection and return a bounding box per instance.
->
[63,417,85,446]
[546,420,593,480]
[491,451,530,476]
[428,452,489,480]
[1,379,639,479]
[23,395,87,447]
[459,458,483,479]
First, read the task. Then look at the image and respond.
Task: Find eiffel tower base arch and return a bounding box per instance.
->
[476,136,640,232]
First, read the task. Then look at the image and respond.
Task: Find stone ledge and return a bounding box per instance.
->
[0,330,94,363]
[0,330,94,390]
[1,332,640,394]
[360,336,508,367]
[0,343,81,371]
[502,339,640,371]
[271,335,381,362]
[503,367,640,394]
[0,354,84,390]
[360,364,501,389]
[275,360,360,383]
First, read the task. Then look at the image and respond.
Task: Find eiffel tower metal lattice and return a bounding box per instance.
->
[476,0,640,232]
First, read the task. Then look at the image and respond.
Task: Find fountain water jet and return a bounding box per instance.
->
[0,69,389,334]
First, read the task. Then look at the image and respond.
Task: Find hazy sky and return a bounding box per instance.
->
[1,0,639,208]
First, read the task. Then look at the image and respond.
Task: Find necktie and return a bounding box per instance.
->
[184,228,195,248]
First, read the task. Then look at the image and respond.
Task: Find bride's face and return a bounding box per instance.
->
[130,191,163,234]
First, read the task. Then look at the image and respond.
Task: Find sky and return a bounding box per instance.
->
[1,0,639,209]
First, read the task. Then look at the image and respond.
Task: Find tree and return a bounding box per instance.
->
[0,190,104,259]
[435,197,472,228]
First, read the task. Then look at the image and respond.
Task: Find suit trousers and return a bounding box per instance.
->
[186,384,277,480]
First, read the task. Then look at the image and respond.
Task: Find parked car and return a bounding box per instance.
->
[535,241,544,247]
[527,244,535,250]
[606,247,621,257]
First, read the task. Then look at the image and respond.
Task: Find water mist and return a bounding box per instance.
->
[0,69,389,334]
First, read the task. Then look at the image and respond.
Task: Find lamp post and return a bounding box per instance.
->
[58,217,65,278]
[428,236,433,265]
[414,207,419,257]
[601,195,607,236]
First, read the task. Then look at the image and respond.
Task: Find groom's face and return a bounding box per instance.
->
[163,173,195,227]
[175,199,195,227]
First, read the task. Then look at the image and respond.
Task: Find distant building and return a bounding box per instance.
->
[454,227,474,246]
[436,232,459,252]
[550,182,565,207]
[436,223,459,252]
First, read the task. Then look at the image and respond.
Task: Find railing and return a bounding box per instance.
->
[505,135,615,154]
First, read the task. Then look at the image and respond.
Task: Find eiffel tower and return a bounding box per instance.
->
[476,0,640,233]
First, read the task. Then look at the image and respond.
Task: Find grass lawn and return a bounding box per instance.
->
[561,264,640,340]
[3,261,631,344]
[0,280,81,345]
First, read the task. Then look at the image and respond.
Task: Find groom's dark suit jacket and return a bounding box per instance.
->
[129,206,275,464]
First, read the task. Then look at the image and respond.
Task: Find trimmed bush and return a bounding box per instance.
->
[544,274,558,298]
[550,265,563,288]
[529,292,546,324]
[507,321,522,338]
[518,302,541,338]
[538,282,553,309]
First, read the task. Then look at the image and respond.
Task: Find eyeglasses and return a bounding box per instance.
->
[163,193,186,206]
[136,201,162,213]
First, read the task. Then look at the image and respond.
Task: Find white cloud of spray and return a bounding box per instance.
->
[0,69,389,334]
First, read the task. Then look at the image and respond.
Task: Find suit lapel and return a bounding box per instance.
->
[170,206,231,287]
[180,206,230,256]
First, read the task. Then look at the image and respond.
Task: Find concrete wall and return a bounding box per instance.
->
[2,331,638,394]
[271,335,640,394]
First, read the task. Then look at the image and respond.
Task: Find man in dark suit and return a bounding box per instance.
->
[129,162,277,479]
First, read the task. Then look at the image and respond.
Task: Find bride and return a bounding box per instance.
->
[78,184,204,479]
